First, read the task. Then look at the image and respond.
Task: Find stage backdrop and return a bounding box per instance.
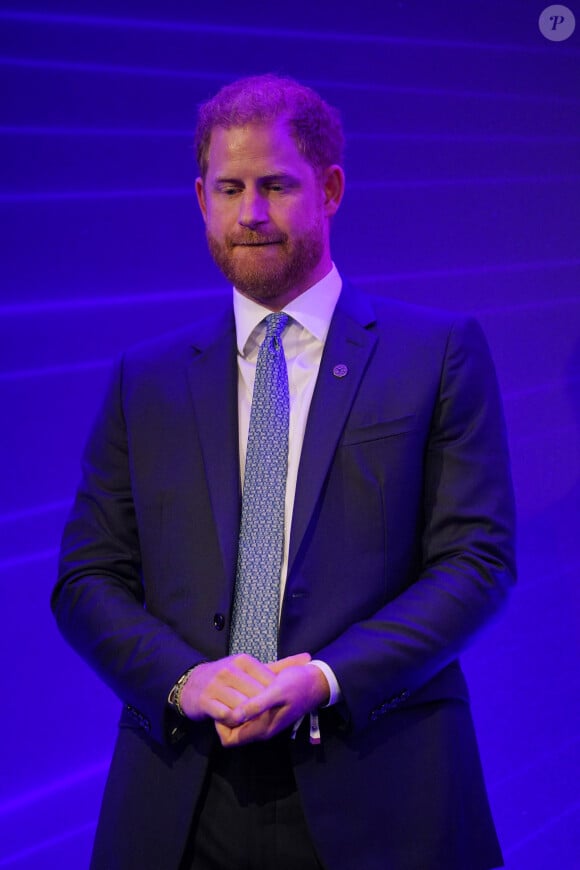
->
[1,3,578,867]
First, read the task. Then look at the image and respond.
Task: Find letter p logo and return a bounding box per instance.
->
[539,5,576,41]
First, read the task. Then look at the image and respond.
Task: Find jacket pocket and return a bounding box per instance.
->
[341,414,416,446]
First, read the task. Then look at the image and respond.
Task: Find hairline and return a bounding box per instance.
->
[199,113,330,182]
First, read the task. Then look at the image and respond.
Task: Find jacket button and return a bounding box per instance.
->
[213,613,225,631]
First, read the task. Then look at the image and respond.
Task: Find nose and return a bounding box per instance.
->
[238,188,268,229]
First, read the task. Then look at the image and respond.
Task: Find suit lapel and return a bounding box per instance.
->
[185,307,241,587]
[288,283,377,574]
[183,284,377,595]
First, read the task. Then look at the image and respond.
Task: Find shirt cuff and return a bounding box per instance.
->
[310,660,342,706]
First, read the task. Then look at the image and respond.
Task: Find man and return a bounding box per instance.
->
[53,74,516,869]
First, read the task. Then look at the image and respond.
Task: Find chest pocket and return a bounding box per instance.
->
[341,414,416,446]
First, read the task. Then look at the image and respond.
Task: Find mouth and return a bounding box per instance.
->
[229,232,286,248]
[233,240,283,247]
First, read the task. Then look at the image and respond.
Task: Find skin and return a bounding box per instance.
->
[180,653,329,747]
[182,117,345,745]
[195,116,344,311]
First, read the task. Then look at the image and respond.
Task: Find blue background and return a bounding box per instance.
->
[0,2,578,867]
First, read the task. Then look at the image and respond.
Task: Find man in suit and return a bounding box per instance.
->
[53,74,516,869]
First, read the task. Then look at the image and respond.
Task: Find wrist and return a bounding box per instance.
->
[168,666,197,717]
[307,662,331,707]
[309,660,341,706]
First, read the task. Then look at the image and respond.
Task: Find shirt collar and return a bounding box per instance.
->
[233,264,343,356]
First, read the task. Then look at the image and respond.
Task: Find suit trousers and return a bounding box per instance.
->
[181,735,325,870]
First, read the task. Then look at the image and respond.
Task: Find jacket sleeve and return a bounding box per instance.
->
[52,356,204,746]
[316,316,517,732]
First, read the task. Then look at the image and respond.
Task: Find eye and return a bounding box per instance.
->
[215,183,242,197]
[265,178,298,194]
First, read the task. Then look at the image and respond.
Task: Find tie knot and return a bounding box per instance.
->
[264,312,289,340]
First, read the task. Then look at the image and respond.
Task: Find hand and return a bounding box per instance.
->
[215,656,330,747]
[178,653,276,727]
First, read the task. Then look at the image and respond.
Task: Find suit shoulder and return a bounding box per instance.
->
[364,292,490,350]
[120,297,233,370]
[370,294,466,330]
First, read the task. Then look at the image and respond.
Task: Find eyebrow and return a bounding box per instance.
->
[212,172,300,187]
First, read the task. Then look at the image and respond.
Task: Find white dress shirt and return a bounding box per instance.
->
[233,264,343,705]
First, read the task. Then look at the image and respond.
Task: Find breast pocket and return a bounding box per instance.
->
[341,414,417,446]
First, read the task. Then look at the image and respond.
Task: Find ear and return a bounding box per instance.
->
[321,165,345,217]
[195,176,208,223]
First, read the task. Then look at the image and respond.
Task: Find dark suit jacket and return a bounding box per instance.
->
[53,282,516,870]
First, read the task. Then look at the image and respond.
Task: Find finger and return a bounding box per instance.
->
[235,663,324,723]
[215,710,282,746]
[230,653,278,687]
[215,716,259,746]
[181,656,275,720]
[215,719,265,746]
[201,683,256,714]
[236,689,282,722]
[215,720,249,746]
[210,654,276,699]
[268,652,311,674]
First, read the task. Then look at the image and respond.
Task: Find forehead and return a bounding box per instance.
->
[205,118,315,179]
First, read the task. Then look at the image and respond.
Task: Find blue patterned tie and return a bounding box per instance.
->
[229,312,290,662]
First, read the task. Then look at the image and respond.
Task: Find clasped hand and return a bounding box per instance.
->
[178,653,329,746]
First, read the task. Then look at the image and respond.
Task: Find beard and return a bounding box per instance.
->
[206,217,325,303]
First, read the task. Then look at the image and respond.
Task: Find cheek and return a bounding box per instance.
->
[205,204,231,235]
[289,210,321,240]
[279,204,313,234]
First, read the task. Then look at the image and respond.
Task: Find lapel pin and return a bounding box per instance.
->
[333,364,348,378]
